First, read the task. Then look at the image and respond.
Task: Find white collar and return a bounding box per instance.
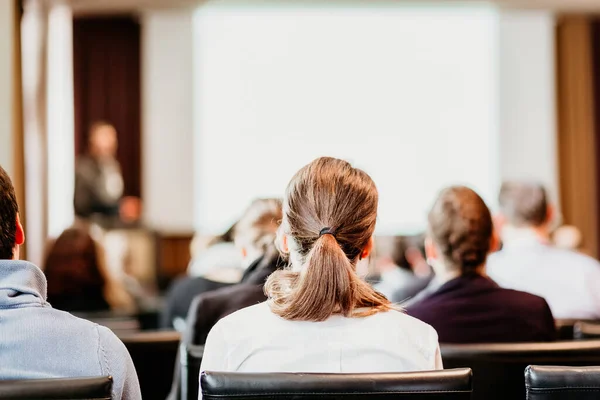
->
[501,227,549,249]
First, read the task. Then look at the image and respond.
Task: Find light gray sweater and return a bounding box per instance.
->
[0,260,141,399]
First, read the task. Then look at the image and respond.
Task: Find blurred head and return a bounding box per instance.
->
[390,235,426,272]
[498,182,551,230]
[426,186,497,277]
[266,157,392,321]
[234,198,282,267]
[0,166,24,260]
[88,121,118,158]
[44,227,106,298]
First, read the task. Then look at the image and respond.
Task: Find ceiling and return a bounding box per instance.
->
[69,0,600,15]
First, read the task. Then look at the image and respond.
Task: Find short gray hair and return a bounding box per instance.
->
[498,181,548,227]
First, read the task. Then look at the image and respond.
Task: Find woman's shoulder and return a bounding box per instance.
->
[217,301,275,327]
[373,309,437,334]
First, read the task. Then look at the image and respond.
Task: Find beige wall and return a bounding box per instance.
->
[141,9,195,233]
[0,0,15,175]
[498,10,558,209]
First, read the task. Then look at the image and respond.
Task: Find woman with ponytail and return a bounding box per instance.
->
[200,157,442,378]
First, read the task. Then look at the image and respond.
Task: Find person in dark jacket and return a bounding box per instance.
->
[407,186,556,344]
[167,199,284,400]
[185,247,284,345]
[183,198,284,344]
[160,225,240,330]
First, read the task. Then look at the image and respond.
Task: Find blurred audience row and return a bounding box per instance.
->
[3,154,600,400]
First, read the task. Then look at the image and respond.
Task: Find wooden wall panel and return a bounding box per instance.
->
[556,16,599,257]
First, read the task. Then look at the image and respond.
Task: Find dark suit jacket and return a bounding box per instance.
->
[160,276,233,329]
[74,155,122,219]
[184,251,285,345]
[406,274,556,344]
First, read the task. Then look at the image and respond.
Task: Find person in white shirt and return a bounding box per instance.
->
[200,157,442,387]
[488,181,600,320]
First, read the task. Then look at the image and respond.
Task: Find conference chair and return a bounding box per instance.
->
[201,368,473,400]
[441,340,600,400]
[120,330,180,400]
[525,365,600,400]
[180,343,205,400]
[0,376,112,400]
[554,319,579,341]
[573,321,600,340]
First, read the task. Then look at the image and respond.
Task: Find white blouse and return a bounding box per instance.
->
[199,302,442,395]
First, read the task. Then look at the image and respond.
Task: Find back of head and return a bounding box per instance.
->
[428,186,493,275]
[44,227,106,296]
[234,198,282,255]
[0,166,18,260]
[266,157,391,321]
[498,181,548,227]
[390,235,425,271]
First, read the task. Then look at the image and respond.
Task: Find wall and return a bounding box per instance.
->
[0,0,15,174]
[498,10,558,209]
[141,9,195,232]
[139,7,559,233]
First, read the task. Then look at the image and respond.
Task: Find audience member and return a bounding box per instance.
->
[407,186,556,343]
[374,235,433,302]
[44,224,135,313]
[184,198,284,344]
[186,223,242,279]
[160,224,241,331]
[488,182,600,319]
[200,157,442,379]
[0,166,141,399]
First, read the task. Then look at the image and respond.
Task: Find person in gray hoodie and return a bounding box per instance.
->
[0,165,141,400]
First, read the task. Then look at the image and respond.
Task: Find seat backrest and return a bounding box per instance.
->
[574,321,600,340]
[201,368,473,400]
[180,343,204,400]
[0,376,112,400]
[442,340,600,400]
[525,365,600,400]
[554,319,579,340]
[120,330,180,400]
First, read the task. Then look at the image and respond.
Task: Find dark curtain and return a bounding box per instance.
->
[591,20,600,256]
[73,15,141,197]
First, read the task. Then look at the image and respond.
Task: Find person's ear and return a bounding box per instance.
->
[360,236,374,260]
[489,229,500,253]
[15,214,24,246]
[280,233,289,254]
[546,205,555,225]
[424,236,437,262]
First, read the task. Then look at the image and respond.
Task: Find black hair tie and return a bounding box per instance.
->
[319,227,336,239]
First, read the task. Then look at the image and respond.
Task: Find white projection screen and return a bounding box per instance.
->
[193,3,499,234]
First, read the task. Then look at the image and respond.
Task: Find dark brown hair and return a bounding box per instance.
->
[428,186,493,274]
[391,235,425,272]
[498,181,548,227]
[0,166,19,259]
[265,157,392,321]
[44,227,106,299]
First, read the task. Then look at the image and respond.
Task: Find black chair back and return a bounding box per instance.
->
[0,376,112,400]
[181,343,204,400]
[574,321,600,340]
[442,340,600,400]
[525,365,600,400]
[201,368,473,400]
[120,330,180,400]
